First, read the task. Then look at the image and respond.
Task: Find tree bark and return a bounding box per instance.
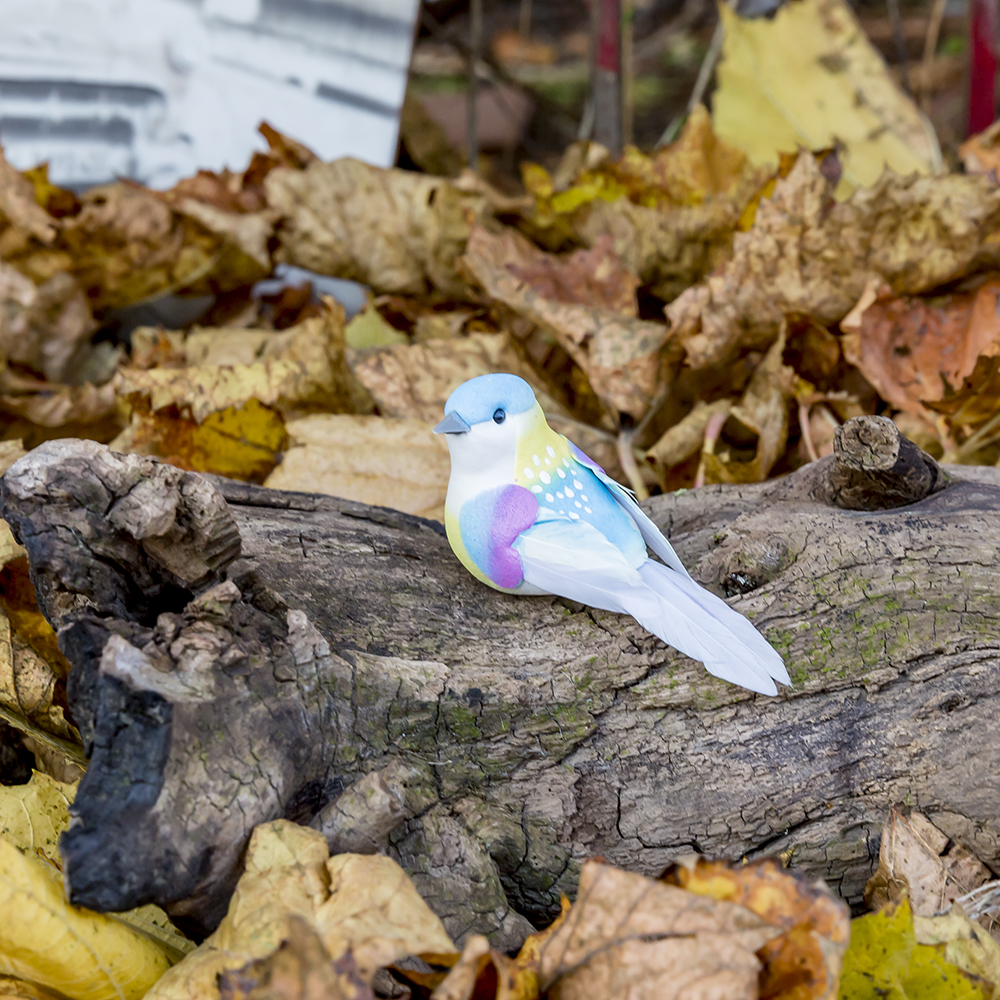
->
[2,422,999,944]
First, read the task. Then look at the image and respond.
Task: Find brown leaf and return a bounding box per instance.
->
[0,266,97,384]
[264,414,451,521]
[352,331,563,424]
[536,861,779,1000]
[842,279,1000,417]
[646,399,733,468]
[58,182,266,312]
[959,120,1000,175]
[0,151,57,245]
[865,809,993,918]
[460,226,676,418]
[265,158,484,298]
[117,300,371,421]
[700,331,795,484]
[666,152,1000,372]
[0,379,118,428]
[219,918,375,1000]
[662,856,851,1000]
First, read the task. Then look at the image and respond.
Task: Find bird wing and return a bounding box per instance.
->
[514,518,787,695]
[560,435,691,578]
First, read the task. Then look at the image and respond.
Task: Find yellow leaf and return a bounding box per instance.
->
[0,771,74,864]
[713,0,940,194]
[345,306,408,350]
[264,414,450,521]
[914,906,1000,997]
[838,898,992,999]
[147,820,458,1000]
[0,837,174,1000]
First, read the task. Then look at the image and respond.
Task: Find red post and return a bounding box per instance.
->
[968,0,999,135]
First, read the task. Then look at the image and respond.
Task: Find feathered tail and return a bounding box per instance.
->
[632,560,789,695]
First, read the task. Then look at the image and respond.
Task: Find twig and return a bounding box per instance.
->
[616,428,650,500]
[656,5,727,147]
[886,0,912,94]
[799,403,819,463]
[518,0,532,39]
[920,0,948,111]
[467,0,483,170]
[693,409,729,488]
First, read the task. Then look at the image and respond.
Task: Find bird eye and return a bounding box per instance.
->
[493,408,506,424]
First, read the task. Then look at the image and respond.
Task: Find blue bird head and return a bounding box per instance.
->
[434,374,543,480]
[434,374,537,434]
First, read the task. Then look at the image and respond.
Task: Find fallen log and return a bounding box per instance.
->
[2,416,998,943]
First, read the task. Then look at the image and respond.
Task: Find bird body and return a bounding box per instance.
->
[435,373,790,696]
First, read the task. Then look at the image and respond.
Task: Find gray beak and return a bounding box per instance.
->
[434,412,472,435]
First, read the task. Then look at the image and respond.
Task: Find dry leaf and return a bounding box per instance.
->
[536,860,780,1000]
[0,770,75,863]
[0,151,57,245]
[266,158,484,298]
[0,836,174,1000]
[352,331,562,424]
[666,152,1000,372]
[842,280,1000,417]
[0,976,66,1000]
[914,906,1000,994]
[218,917,375,1000]
[344,307,409,350]
[662,855,851,1000]
[865,809,993,918]
[960,120,1000,175]
[460,226,676,418]
[714,0,939,192]
[57,182,264,311]
[148,821,458,1000]
[839,898,992,999]
[646,399,733,467]
[0,379,118,429]
[700,332,795,484]
[428,894,571,1000]
[118,303,371,423]
[264,414,450,521]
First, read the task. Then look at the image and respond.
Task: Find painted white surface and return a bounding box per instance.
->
[0,0,419,188]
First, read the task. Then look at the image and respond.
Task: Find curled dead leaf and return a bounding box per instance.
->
[148,821,458,1000]
[0,836,175,1000]
[460,226,676,418]
[865,809,993,918]
[266,158,484,298]
[536,860,779,1000]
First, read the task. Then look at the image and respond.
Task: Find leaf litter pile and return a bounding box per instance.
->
[4,0,1000,994]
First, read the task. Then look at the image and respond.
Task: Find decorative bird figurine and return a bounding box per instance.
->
[434,373,790,695]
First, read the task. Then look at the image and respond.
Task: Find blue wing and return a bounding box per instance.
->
[514,518,789,696]
[561,435,690,578]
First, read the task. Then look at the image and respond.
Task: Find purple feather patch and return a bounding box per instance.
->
[567,439,606,475]
[459,484,539,589]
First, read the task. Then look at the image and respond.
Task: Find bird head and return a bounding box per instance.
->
[434,373,542,478]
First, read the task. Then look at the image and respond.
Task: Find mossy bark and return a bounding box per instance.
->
[2,423,998,944]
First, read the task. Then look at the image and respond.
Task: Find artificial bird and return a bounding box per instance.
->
[434,373,790,696]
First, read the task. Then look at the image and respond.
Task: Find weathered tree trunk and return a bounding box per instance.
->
[2,419,998,944]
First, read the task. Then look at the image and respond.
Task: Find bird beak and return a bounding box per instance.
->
[433,412,471,435]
